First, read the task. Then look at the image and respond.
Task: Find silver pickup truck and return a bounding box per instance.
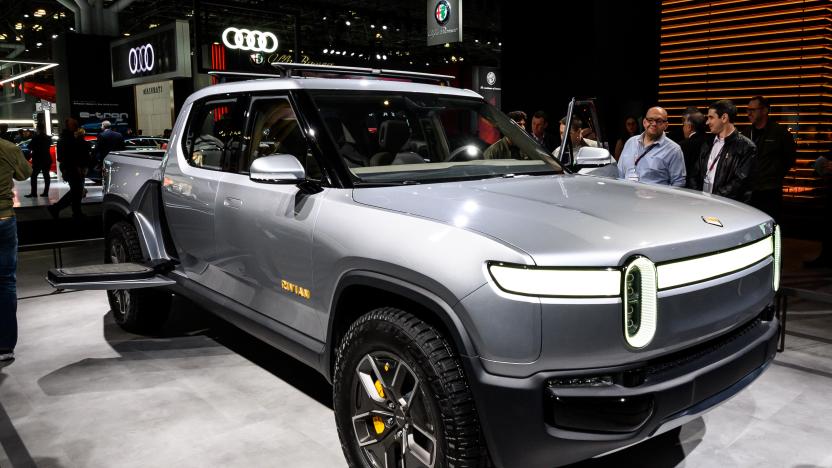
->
[49,66,781,468]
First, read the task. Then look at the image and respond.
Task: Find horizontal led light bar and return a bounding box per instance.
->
[488,264,621,297]
[0,60,59,85]
[657,235,773,290]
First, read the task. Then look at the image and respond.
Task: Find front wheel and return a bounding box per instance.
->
[333,307,487,468]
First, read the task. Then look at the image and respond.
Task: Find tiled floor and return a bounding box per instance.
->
[1,239,831,467]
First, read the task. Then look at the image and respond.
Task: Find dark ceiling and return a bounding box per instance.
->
[1,0,502,70]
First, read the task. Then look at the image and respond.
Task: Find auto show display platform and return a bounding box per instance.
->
[2,239,831,467]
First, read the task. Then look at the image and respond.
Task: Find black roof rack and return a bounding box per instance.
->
[207,63,455,85]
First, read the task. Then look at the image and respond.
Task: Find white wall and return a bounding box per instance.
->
[134,80,173,136]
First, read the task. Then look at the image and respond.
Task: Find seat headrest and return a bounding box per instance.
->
[379,120,411,152]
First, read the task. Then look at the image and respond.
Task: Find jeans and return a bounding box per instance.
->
[0,217,18,352]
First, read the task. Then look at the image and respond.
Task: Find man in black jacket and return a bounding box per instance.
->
[529,111,557,154]
[687,100,756,203]
[92,120,124,181]
[680,109,707,188]
[24,124,52,198]
[742,96,796,223]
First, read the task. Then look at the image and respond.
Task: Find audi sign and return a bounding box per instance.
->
[110,20,191,87]
[222,27,279,53]
[128,44,155,74]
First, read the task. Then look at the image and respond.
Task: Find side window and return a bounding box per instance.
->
[183,97,244,172]
[245,97,320,179]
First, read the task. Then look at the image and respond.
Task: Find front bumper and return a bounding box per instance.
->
[464,313,778,468]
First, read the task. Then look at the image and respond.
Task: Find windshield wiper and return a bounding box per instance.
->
[353,180,422,187]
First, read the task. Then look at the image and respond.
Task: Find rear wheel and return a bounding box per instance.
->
[105,221,171,333]
[333,307,486,467]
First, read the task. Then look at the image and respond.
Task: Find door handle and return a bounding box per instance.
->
[223,197,242,209]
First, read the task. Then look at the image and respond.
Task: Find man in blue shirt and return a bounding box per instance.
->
[617,106,686,187]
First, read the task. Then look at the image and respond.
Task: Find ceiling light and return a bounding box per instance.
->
[23,14,29,18]
[382,55,387,60]
[149,23,158,29]
[0,60,59,85]
[34,9,46,17]
[382,25,387,30]
[52,34,58,39]
[15,23,23,30]
[375,33,382,39]
[124,33,130,36]
[345,20,351,26]
[322,16,327,20]
[350,52,355,56]
[370,24,375,28]
[36,42,42,47]
[376,54,381,59]
[323,48,329,53]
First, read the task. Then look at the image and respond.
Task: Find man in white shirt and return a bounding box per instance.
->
[617,106,686,186]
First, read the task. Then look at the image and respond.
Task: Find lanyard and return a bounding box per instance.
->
[708,142,724,173]
[634,143,658,166]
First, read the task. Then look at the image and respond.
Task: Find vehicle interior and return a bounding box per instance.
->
[311,91,559,182]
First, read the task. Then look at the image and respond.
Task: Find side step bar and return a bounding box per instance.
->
[47,261,176,290]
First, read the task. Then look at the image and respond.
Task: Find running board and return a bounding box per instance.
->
[47,262,176,290]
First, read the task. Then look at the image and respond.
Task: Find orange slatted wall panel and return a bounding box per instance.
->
[659,0,832,202]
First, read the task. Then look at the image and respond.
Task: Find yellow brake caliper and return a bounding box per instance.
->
[371,363,391,435]
[372,416,385,435]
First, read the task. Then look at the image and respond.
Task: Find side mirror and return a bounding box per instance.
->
[574,146,614,168]
[249,154,306,183]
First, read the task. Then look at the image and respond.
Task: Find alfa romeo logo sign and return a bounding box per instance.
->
[434,0,451,26]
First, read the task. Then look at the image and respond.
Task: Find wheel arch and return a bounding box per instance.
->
[103,181,178,263]
[325,271,478,382]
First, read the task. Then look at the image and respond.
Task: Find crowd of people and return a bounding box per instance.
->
[504,96,803,224]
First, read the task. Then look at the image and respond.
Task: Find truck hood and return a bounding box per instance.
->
[351,174,773,266]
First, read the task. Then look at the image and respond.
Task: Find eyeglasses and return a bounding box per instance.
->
[645,118,667,125]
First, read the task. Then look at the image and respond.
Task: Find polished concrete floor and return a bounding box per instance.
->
[2,239,832,467]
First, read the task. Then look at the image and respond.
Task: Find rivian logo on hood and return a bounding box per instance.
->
[702,216,724,227]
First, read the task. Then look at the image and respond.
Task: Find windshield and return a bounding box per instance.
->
[310,91,562,184]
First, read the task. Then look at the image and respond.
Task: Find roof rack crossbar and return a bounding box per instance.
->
[206,63,454,85]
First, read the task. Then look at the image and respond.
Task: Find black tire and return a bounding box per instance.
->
[333,307,486,468]
[105,221,171,333]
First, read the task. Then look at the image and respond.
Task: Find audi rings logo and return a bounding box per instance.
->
[128,44,155,75]
[222,27,279,53]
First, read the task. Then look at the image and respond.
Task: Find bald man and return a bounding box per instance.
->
[617,106,686,187]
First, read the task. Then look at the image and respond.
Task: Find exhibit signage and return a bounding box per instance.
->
[473,66,501,109]
[222,27,279,53]
[427,0,462,46]
[110,20,191,87]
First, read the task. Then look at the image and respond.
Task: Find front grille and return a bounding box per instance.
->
[644,315,763,378]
